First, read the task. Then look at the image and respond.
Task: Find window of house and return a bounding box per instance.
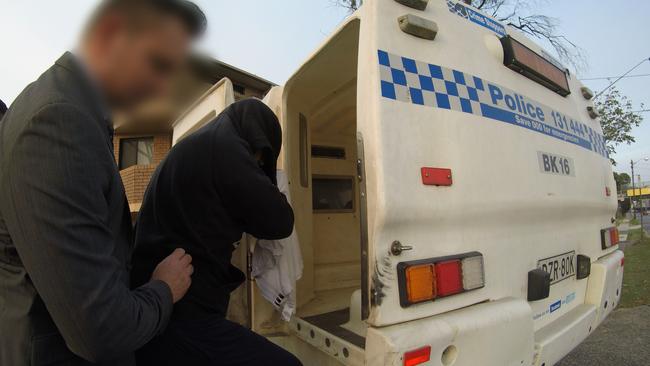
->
[119,137,154,170]
[312,176,355,213]
[233,84,246,95]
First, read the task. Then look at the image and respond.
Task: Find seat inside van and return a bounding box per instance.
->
[281,19,366,347]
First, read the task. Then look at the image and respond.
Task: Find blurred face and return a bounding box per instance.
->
[87,12,193,110]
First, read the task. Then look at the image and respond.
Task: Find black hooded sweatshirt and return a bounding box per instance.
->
[130,99,294,320]
[0,99,7,120]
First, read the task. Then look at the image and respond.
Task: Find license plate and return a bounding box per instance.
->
[537,251,576,284]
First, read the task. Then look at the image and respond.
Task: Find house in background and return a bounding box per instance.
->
[113,56,275,217]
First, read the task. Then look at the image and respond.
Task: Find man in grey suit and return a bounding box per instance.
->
[0,1,206,365]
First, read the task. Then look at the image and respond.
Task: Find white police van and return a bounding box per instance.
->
[173,0,624,365]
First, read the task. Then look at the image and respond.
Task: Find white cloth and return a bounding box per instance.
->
[252,171,303,321]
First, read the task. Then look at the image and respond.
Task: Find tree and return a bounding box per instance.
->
[334,0,584,71]
[332,0,362,12]
[614,172,631,194]
[596,87,644,165]
[463,0,585,70]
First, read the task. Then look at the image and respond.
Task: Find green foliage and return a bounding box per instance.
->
[597,87,644,165]
[614,172,632,192]
[620,228,650,308]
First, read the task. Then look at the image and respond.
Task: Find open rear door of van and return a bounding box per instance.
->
[172,77,235,144]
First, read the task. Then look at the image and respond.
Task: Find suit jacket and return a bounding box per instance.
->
[0,52,173,366]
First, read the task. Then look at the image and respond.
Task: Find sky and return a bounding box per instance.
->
[0,0,648,178]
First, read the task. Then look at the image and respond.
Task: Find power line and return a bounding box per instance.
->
[594,57,650,100]
[580,73,650,81]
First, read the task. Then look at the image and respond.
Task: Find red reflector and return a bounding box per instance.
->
[621,257,625,267]
[605,186,611,196]
[404,346,431,366]
[421,167,453,186]
[435,260,463,297]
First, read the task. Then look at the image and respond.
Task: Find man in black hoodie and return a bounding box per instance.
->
[0,99,7,119]
[131,99,302,366]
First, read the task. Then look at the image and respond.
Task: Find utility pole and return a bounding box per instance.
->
[631,159,636,219]
[631,157,649,222]
[639,174,645,231]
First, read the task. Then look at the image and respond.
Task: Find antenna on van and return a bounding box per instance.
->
[593,57,650,100]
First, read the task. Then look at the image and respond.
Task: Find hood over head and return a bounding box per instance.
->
[0,99,7,119]
[225,99,282,185]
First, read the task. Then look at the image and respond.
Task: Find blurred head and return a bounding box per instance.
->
[81,0,206,110]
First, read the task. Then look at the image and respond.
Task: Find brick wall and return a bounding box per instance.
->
[152,134,172,164]
[114,132,172,211]
[120,165,157,206]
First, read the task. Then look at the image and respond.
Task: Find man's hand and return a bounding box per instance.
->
[151,248,193,303]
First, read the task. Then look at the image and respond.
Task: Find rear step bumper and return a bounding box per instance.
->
[291,316,365,366]
[534,249,624,366]
[364,250,624,366]
[366,298,535,365]
[279,250,624,365]
[533,304,597,366]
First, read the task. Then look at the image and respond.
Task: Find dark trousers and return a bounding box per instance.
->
[136,316,302,366]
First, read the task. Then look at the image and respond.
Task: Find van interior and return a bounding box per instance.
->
[277,19,366,349]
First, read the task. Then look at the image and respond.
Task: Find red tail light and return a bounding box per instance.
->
[601,227,619,249]
[435,260,463,297]
[397,252,485,307]
[404,346,431,366]
[610,228,620,245]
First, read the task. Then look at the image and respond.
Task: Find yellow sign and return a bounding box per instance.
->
[627,187,650,197]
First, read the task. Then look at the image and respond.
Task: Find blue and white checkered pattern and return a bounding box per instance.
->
[379,49,490,115]
[377,49,608,158]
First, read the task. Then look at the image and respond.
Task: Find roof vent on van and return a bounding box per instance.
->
[398,14,438,40]
[394,0,429,11]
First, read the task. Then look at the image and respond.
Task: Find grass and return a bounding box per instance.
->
[629,218,640,226]
[619,228,650,308]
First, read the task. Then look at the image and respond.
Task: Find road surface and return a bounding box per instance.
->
[557,306,650,366]
[559,220,648,366]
